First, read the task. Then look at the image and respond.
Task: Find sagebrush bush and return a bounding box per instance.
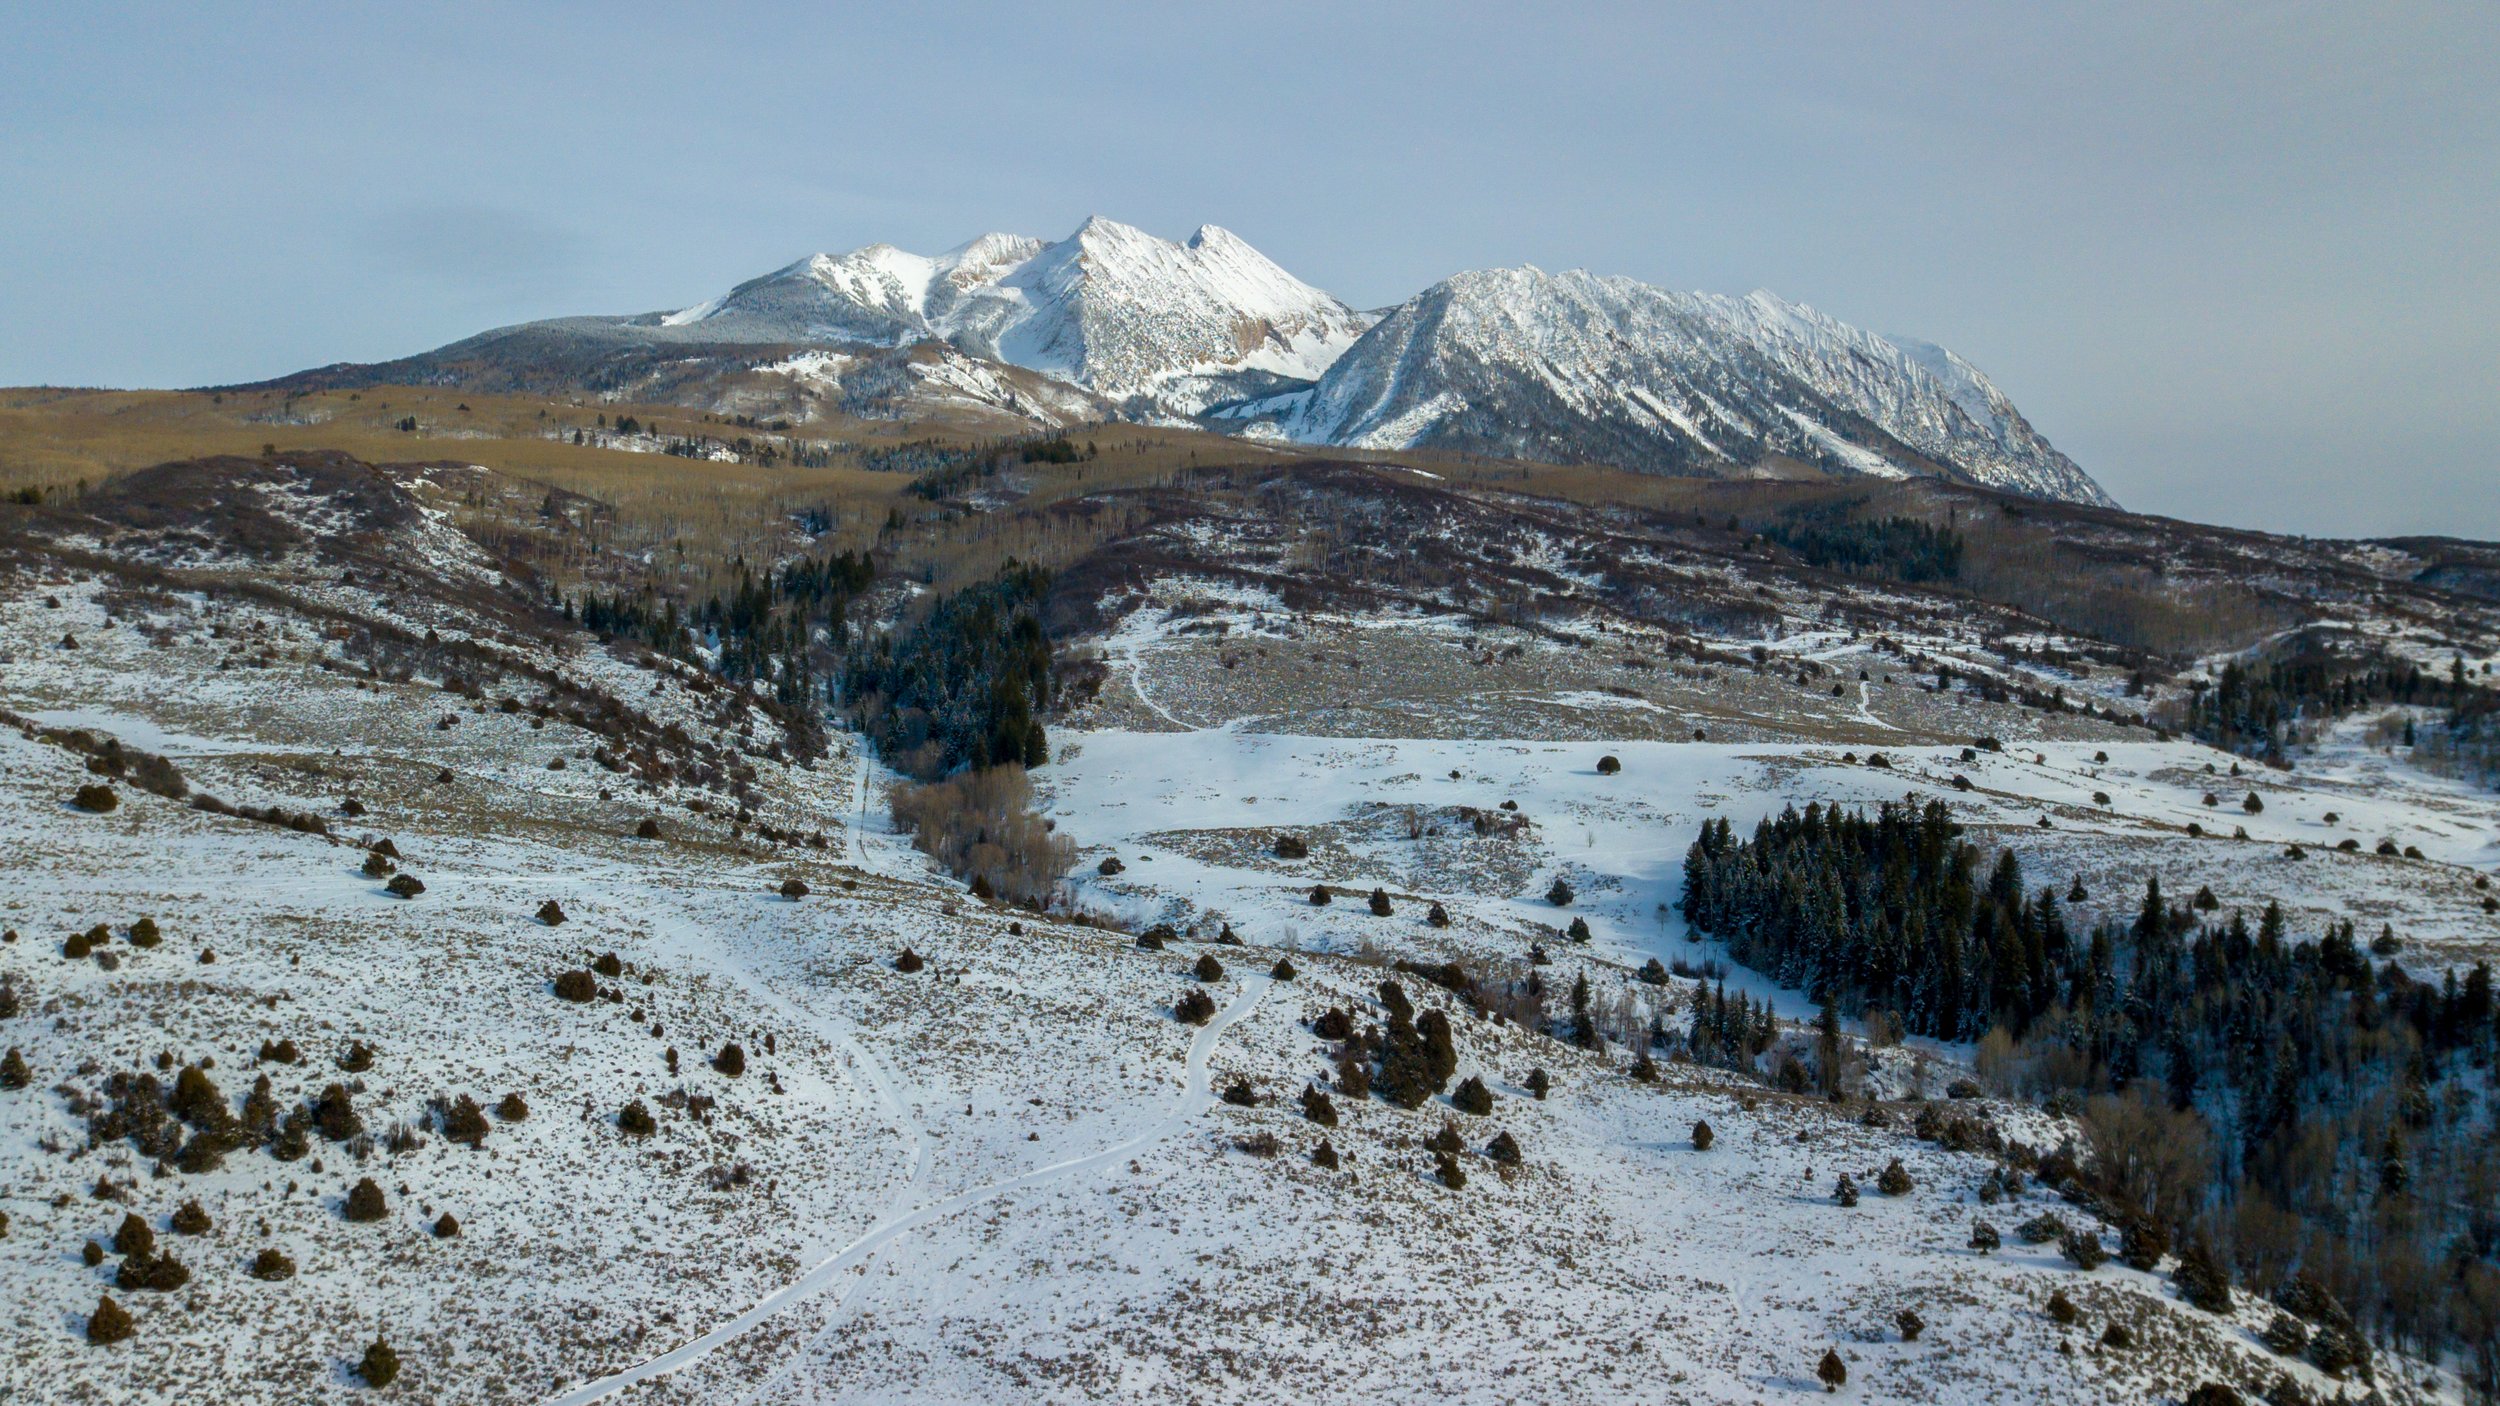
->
[112,1212,155,1258]
[169,1201,211,1236]
[383,874,425,899]
[495,1091,528,1121]
[592,951,624,978]
[73,783,120,813]
[250,1247,296,1281]
[1175,988,1216,1025]
[115,1250,189,1292]
[129,917,160,948]
[618,1100,656,1136]
[1311,1138,1338,1169]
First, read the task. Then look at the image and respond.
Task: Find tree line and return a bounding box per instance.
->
[1682,799,2500,1383]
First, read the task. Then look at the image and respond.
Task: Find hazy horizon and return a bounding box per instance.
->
[3,2,2493,539]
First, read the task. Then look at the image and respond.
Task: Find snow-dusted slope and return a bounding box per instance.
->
[1236,266,2111,505]
[660,217,1374,416]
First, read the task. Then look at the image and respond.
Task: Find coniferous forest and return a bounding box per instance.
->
[1682,799,2500,1382]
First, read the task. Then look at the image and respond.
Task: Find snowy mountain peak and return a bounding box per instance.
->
[1242,263,2111,505]
[648,217,1372,415]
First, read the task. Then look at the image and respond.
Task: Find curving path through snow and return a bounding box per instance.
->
[538,971,1274,1406]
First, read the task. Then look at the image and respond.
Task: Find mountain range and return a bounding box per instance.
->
[270,216,2112,506]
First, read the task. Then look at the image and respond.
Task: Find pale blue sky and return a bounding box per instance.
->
[3,2,2494,537]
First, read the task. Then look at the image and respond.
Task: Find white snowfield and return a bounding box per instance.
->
[0,571,2481,1405]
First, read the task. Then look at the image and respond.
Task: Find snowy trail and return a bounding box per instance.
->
[538,972,1274,1406]
[1853,679,1898,732]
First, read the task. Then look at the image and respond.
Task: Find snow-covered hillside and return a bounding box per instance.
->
[1229,268,2110,505]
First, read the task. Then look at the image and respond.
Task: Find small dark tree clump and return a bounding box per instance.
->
[2060,1228,2107,1271]
[591,951,624,978]
[779,878,809,900]
[2172,1241,2232,1313]
[894,948,924,973]
[87,1294,134,1345]
[618,1100,656,1136]
[1270,956,1297,981]
[636,817,663,840]
[1300,1085,1338,1126]
[713,1043,745,1076]
[1452,1076,1493,1115]
[169,1200,211,1236]
[1486,1130,1522,1164]
[1193,952,1224,982]
[1175,988,1217,1025]
[1835,1173,1859,1207]
[1969,1219,2001,1253]
[1691,1119,1713,1151]
[1546,877,1574,906]
[1273,834,1309,860]
[113,1212,155,1258]
[1596,755,1621,775]
[358,1336,401,1388]
[129,917,161,948]
[433,1211,460,1238]
[1426,902,1450,927]
[249,1247,296,1281]
[384,874,425,899]
[553,969,597,1002]
[537,899,567,925]
[343,1178,387,1222]
[1311,1138,1339,1169]
[1308,884,1331,907]
[0,1047,29,1090]
[1877,1159,1913,1195]
[74,784,120,814]
[2047,1289,2079,1325]
[1525,1068,1551,1101]
[1896,1308,1924,1341]
[495,1092,528,1122]
[440,1094,489,1148]
[1817,1347,1846,1392]
[1368,888,1394,917]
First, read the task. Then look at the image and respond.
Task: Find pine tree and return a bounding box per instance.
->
[357,1335,401,1388]
[86,1294,134,1345]
[344,1178,387,1222]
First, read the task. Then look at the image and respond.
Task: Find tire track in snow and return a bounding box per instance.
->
[539,973,1273,1406]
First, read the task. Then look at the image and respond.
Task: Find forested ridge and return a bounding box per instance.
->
[1682,799,2500,1381]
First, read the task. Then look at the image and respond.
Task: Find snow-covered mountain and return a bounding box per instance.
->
[653,216,1374,417]
[267,218,2110,505]
[1223,267,2111,506]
